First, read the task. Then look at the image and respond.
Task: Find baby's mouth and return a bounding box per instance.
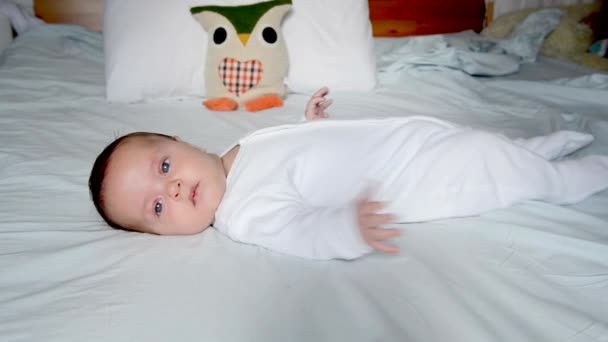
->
[190,182,199,206]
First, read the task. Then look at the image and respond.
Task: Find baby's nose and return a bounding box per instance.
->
[167,179,183,200]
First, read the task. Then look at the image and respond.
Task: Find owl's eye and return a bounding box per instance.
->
[213,27,228,45]
[261,27,278,44]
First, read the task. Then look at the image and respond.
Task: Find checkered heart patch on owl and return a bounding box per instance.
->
[218,58,263,97]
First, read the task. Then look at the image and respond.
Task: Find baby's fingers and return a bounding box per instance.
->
[360,212,394,228]
[370,241,400,255]
[367,228,401,254]
[367,227,401,242]
[318,99,333,110]
[358,200,385,215]
[312,86,329,98]
[308,96,325,108]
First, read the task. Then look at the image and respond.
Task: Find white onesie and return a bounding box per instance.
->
[214,117,608,260]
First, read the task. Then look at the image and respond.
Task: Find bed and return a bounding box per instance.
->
[1,0,608,341]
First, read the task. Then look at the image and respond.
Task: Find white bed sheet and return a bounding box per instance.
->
[1,24,608,342]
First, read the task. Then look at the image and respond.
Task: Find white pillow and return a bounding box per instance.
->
[104,0,377,103]
[283,0,377,94]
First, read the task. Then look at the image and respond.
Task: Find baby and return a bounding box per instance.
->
[90,88,608,260]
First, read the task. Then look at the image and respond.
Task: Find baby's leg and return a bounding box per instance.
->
[543,155,608,204]
[471,132,608,206]
[513,131,594,160]
[394,130,608,222]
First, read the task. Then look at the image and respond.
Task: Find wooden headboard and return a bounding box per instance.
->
[34,0,486,37]
[35,0,104,32]
[369,0,486,36]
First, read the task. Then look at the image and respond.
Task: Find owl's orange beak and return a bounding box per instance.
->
[238,34,250,46]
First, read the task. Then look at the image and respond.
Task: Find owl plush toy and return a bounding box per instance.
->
[191,0,292,112]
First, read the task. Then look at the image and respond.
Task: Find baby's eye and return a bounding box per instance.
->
[161,159,170,174]
[154,199,163,216]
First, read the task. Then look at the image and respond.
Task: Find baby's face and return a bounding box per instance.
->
[103,135,226,235]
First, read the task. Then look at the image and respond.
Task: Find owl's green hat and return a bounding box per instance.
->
[191,0,292,34]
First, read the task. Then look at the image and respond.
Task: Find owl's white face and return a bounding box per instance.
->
[193,4,290,101]
[206,9,286,56]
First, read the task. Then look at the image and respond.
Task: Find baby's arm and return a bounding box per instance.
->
[229,194,400,260]
[231,195,376,260]
[304,87,332,121]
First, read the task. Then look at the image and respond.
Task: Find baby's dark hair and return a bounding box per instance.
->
[89,132,175,231]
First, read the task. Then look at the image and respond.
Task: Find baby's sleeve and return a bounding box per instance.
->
[228,198,373,260]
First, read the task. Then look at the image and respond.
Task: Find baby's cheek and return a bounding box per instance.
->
[173,206,211,235]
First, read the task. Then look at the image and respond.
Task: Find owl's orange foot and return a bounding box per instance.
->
[244,94,284,112]
[203,98,238,111]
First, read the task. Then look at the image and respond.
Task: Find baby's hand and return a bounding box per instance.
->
[357,198,400,255]
[304,87,333,121]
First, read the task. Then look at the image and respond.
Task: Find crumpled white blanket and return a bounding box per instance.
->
[376,34,521,76]
[0,0,42,34]
[486,8,563,63]
[377,9,562,76]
